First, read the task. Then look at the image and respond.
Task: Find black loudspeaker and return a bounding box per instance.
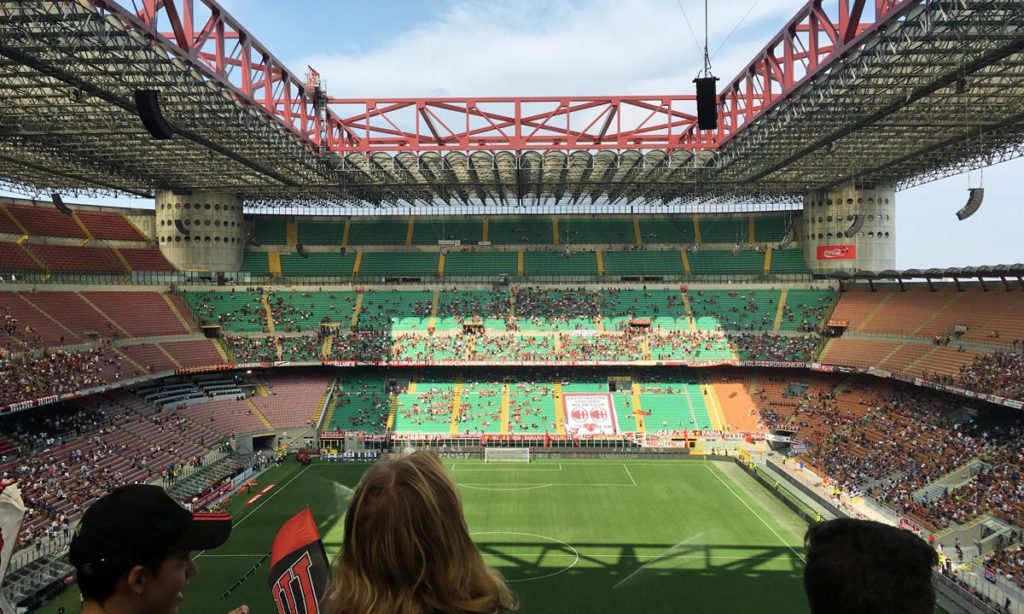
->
[956,188,984,221]
[777,228,793,249]
[296,244,308,258]
[247,233,261,247]
[694,77,719,131]
[135,90,174,140]
[174,219,190,236]
[51,193,72,215]
[844,214,865,238]
[340,246,347,256]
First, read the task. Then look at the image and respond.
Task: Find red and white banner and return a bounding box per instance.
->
[562,393,619,435]
[816,244,857,260]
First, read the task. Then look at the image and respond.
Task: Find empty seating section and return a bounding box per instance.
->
[769,249,809,274]
[280,252,356,277]
[601,289,687,330]
[711,379,762,434]
[119,343,178,373]
[118,248,176,272]
[23,292,121,339]
[183,290,266,332]
[250,372,329,428]
[357,290,433,332]
[346,220,408,245]
[487,218,552,245]
[857,287,951,336]
[0,242,41,271]
[821,339,900,369]
[779,289,835,332]
[0,209,22,234]
[178,398,268,436]
[611,392,638,432]
[698,216,747,244]
[435,290,510,331]
[268,290,355,331]
[76,210,145,241]
[412,219,482,245]
[328,375,390,432]
[5,204,86,238]
[689,290,780,331]
[875,343,931,374]
[558,218,633,244]
[829,288,882,331]
[602,250,684,277]
[160,340,225,369]
[522,251,598,276]
[253,217,287,245]
[0,292,75,348]
[639,387,692,431]
[394,381,455,433]
[82,292,195,337]
[754,215,788,243]
[458,381,504,434]
[28,244,125,274]
[297,220,344,245]
[242,252,270,275]
[442,251,516,277]
[639,218,694,244]
[688,250,764,276]
[394,335,464,361]
[908,346,982,380]
[358,252,438,277]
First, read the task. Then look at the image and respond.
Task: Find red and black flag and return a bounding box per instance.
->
[268,508,329,614]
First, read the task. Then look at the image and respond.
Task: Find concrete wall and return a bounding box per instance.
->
[802,183,896,273]
[156,191,244,272]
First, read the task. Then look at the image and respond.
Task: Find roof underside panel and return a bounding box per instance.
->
[0,1,1022,207]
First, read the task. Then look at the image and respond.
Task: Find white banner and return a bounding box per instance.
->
[562,394,619,435]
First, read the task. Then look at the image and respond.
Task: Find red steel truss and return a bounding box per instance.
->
[93,0,913,153]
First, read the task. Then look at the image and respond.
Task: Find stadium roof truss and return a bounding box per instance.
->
[0,0,1023,207]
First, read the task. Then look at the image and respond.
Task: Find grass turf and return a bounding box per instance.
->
[39,458,809,613]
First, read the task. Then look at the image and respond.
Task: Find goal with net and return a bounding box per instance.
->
[483,447,530,463]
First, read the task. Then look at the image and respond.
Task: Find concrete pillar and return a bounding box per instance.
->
[155,191,244,272]
[802,183,895,273]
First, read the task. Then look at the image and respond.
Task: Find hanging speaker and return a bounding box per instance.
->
[174,219,190,236]
[777,228,793,249]
[247,232,261,247]
[51,193,72,215]
[340,246,347,256]
[296,244,308,258]
[694,77,719,131]
[844,214,865,238]
[956,188,984,221]
[135,90,174,140]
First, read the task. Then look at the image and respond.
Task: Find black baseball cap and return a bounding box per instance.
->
[70,484,233,578]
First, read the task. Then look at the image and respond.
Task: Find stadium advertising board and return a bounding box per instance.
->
[815,244,857,260]
[562,393,619,435]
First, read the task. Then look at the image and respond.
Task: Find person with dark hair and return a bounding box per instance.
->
[323,451,517,613]
[803,518,938,614]
[69,484,248,614]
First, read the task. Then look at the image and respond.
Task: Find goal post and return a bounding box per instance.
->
[484,447,531,463]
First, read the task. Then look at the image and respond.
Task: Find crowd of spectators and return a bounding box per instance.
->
[730,332,818,362]
[984,543,1024,590]
[0,346,127,407]
[331,379,391,432]
[189,288,265,329]
[951,351,1024,402]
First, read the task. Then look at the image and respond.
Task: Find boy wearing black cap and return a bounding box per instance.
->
[69,484,248,614]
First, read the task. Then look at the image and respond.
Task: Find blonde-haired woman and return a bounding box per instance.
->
[323,451,517,614]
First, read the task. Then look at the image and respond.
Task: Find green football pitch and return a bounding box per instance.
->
[40,457,810,613]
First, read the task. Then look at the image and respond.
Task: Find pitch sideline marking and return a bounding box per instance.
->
[612,531,706,590]
[470,531,580,583]
[622,463,637,486]
[193,464,315,561]
[704,463,806,563]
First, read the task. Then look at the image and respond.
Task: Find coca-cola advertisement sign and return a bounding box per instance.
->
[816,244,857,260]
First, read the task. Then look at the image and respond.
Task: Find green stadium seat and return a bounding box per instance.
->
[412,219,483,245]
[558,218,634,244]
[770,248,810,274]
[347,220,409,245]
[280,252,356,277]
[699,216,748,245]
[689,290,780,331]
[443,251,517,277]
[487,218,553,245]
[602,250,684,277]
[638,217,695,244]
[755,215,788,243]
[523,251,598,277]
[253,217,287,245]
[297,220,345,245]
[241,252,270,275]
[358,252,439,277]
[688,250,765,276]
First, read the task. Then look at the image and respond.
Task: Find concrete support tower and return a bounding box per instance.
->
[802,183,895,274]
[155,191,244,272]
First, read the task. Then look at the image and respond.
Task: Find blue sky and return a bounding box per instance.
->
[5,0,1023,268]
